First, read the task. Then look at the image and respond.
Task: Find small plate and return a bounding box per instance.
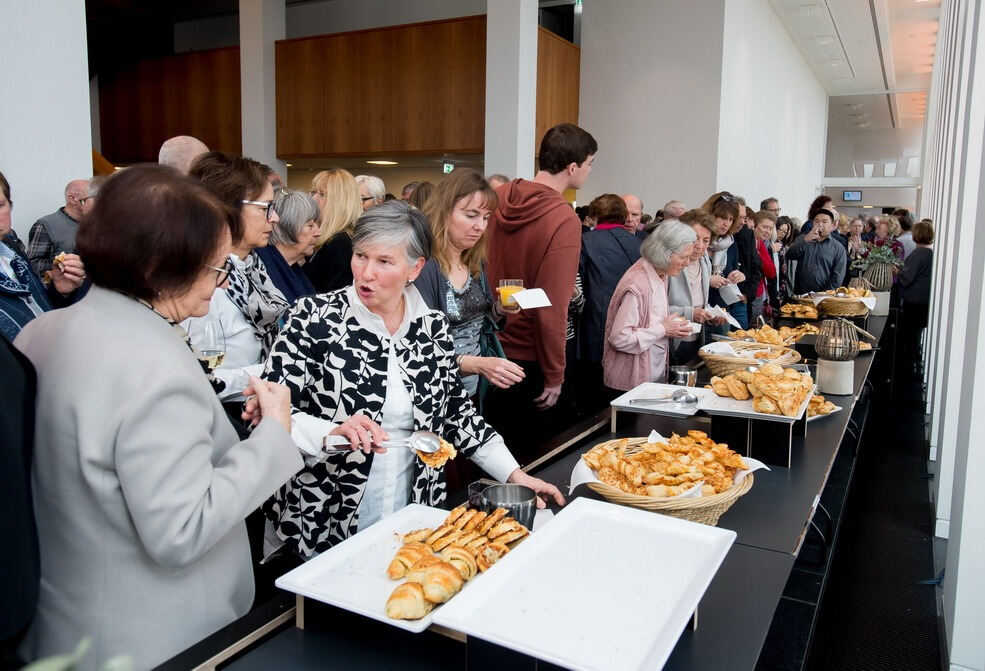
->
[806,404,844,422]
[610,382,712,418]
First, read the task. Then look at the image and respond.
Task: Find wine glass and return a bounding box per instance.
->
[186,314,226,370]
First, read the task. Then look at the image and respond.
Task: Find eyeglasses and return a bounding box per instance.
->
[767,207,781,213]
[241,199,275,220]
[205,258,235,287]
[79,196,95,205]
[309,189,326,199]
[360,195,375,202]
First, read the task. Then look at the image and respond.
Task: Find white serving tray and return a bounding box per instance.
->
[610,382,714,418]
[274,503,450,633]
[432,497,736,671]
[697,384,814,423]
[806,404,844,423]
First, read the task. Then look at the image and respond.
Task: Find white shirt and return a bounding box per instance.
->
[182,285,263,401]
[899,231,916,260]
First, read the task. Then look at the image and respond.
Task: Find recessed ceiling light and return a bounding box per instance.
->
[815,34,835,46]
[829,59,844,67]
[366,160,399,166]
[285,163,293,167]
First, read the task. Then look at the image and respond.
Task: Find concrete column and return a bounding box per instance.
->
[484,0,538,180]
[0,0,92,238]
[240,0,286,178]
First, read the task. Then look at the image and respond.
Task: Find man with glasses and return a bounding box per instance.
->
[760,197,781,215]
[27,179,90,279]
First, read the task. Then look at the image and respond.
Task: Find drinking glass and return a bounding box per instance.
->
[186,314,226,370]
[498,279,524,307]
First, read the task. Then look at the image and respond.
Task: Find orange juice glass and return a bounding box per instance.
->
[499,279,523,306]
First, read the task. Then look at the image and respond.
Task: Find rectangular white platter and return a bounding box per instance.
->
[431,497,736,671]
[275,503,451,633]
[610,382,715,418]
[696,384,814,423]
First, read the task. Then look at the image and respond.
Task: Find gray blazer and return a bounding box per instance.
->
[15,287,303,670]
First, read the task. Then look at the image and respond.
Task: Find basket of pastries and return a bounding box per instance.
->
[384,504,529,621]
[815,287,872,317]
[581,432,753,526]
[705,362,814,418]
[731,323,819,345]
[699,340,801,377]
[780,301,820,319]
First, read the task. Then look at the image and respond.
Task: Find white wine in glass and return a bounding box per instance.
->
[186,315,226,371]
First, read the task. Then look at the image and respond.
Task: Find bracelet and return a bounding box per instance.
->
[456,355,465,368]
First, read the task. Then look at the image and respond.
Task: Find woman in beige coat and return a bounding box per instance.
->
[15,165,303,670]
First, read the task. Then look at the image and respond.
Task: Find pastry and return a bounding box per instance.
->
[462,510,487,532]
[426,525,456,547]
[444,505,468,526]
[387,543,432,580]
[476,542,510,572]
[405,554,443,583]
[422,560,464,603]
[430,529,464,552]
[440,546,479,581]
[400,528,432,544]
[453,508,478,530]
[417,437,457,469]
[495,527,529,545]
[386,582,435,620]
[477,508,507,535]
[486,519,522,540]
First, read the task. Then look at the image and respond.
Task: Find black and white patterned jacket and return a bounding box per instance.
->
[261,286,499,557]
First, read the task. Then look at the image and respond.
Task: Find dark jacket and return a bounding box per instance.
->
[255,245,316,305]
[302,234,353,294]
[0,242,53,342]
[785,234,848,293]
[578,227,642,362]
[898,247,933,304]
[0,337,39,643]
[733,226,763,302]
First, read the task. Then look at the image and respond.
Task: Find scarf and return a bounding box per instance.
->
[224,251,290,358]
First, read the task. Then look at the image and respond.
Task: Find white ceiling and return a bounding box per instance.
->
[769,0,940,130]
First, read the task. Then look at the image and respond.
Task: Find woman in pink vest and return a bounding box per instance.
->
[603,220,696,391]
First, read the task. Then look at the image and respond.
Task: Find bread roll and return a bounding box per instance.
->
[440,546,478,581]
[385,582,434,620]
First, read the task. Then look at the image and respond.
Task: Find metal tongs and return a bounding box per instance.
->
[835,316,877,342]
[629,389,698,405]
[321,430,441,454]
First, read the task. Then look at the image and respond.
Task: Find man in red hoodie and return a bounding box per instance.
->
[484,123,597,454]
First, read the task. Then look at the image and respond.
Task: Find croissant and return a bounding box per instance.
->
[440,546,478,581]
[476,542,510,572]
[422,560,464,603]
[405,554,442,583]
[387,543,431,580]
[385,582,434,620]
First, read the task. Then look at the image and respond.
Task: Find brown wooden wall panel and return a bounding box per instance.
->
[536,28,581,147]
[276,16,486,157]
[99,48,242,164]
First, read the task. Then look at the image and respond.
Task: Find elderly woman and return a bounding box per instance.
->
[304,169,363,293]
[603,221,696,391]
[15,165,303,670]
[667,209,718,365]
[0,172,85,341]
[186,153,290,403]
[356,174,386,211]
[255,187,318,304]
[260,200,562,557]
[415,169,523,399]
[874,215,905,261]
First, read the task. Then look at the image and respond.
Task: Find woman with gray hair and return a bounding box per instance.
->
[355,174,386,211]
[258,200,563,557]
[256,188,319,303]
[603,220,697,391]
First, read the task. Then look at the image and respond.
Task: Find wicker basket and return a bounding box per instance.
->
[699,341,801,376]
[817,296,869,317]
[584,437,754,526]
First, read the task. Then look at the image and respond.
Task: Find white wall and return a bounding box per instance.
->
[717,0,827,216]
[0,0,93,238]
[578,0,725,213]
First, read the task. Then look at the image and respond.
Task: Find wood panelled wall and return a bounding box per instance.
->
[536,28,581,147]
[96,19,580,163]
[275,17,486,157]
[99,48,242,164]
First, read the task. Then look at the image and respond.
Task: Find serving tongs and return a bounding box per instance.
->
[629,389,698,405]
[321,430,441,454]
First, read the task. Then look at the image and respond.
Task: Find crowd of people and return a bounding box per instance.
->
[0,124,936,670]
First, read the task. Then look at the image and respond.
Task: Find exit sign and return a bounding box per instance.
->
[443,163,454,174]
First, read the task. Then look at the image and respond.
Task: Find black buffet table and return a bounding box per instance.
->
[157,316,887,671]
